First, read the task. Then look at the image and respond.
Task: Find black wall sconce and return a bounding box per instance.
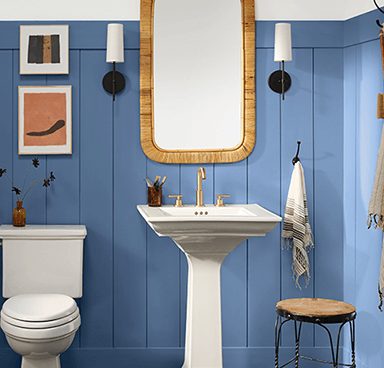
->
[268,23,292,100]
[103,24,126,101]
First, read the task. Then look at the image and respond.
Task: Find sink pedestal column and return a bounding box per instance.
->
[137,204,282,367]
[174,236,245,368]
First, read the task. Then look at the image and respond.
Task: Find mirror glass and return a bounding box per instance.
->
[153,0,242,150]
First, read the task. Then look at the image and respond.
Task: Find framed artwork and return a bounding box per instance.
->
[20,25,69,75]
[18,86,72,155]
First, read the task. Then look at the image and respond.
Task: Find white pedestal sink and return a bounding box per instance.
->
[137,204,281,368]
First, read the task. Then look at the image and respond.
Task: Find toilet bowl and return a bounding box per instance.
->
[1,294,81,368]
[0,225,87,368]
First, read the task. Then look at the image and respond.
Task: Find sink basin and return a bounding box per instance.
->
[137,203,281,368]
[137,204,281,238]
[154,205,254,217]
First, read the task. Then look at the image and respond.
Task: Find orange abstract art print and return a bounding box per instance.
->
[19,86,72,155]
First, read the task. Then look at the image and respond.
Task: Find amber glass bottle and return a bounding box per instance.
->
[13,200,26,227]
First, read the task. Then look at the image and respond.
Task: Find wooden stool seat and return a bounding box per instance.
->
[274,298,356,367]
[276,298,356,324]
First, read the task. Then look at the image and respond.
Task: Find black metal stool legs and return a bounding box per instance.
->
[316,321,349,367]
[274,317,356,368]
[275,316,291,368]
[349,320,356,368]
[275,316,280,368]
[275,315,281,368]
[294,321,302,368]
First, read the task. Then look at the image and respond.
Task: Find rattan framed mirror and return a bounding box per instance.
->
[140,0,255,164]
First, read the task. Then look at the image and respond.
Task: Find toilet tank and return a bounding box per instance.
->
[0,225,87,298]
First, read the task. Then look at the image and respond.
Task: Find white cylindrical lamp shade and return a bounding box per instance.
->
[106,23,124,63]
[274,23,292,62]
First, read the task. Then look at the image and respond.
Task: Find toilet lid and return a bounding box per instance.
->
[1,307,79,329]
[2,294,77,322]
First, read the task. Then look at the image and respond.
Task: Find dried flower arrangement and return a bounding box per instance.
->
[0,158,56,226]
[0,158,55,201]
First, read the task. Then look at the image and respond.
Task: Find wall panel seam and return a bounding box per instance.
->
[353,47,357,304]
[78,49,82,346]
[11,50,15,214]
[145,158,148,348]
[178,163,182,348]
[245,156,249,347]
[278,91,282,305]
[44,75,48,225]
[112,98,115,348]
[311,47,316,347]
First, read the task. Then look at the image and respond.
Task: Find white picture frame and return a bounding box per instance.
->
[19,86,72,155]
[20,25,69,75]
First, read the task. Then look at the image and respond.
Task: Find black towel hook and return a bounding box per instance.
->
[374,0,384,28]
[292,141,301,165]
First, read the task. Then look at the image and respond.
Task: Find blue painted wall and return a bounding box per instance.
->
[0,21,345,367]
[343,9,384,368]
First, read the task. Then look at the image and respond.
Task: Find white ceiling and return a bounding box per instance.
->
[0,0,379,20]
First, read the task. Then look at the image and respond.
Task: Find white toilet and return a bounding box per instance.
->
[0,225,87,368]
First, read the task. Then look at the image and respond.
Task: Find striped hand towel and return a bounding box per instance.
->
[368,123,384,309]
[368,31,384,309]
[282,161,313,288]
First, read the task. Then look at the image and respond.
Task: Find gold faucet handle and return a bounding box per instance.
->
[168,194,183,207]
[215,194,230,207]
[198,167,206,180]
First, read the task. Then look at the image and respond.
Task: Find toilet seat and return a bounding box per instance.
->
[0,294,81,340]
[1,307,80,329]
[2,294,77,321]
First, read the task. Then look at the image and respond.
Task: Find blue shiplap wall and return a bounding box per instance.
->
[343,10,384,368]
[0,21,344,367]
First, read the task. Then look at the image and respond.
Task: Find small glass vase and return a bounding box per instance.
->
[13,200,26,227]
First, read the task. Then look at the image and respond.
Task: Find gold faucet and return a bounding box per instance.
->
[196,167,206,207]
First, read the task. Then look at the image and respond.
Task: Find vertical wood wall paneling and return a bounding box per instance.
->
[0,50,13,349]
[113,50,147,347]
[248,48,281,347]
[45,49,81,348]
[313,48,344,345]
[343,46,357,307]
[13,51,47,224]
[280,48,314,346]
[0,21,349,365]
[215,161,248,347]
[179,164,214,347]
[146,161,181,347]
[46,50,80,225]
[79,50,114,347]
[354,40,384,367]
